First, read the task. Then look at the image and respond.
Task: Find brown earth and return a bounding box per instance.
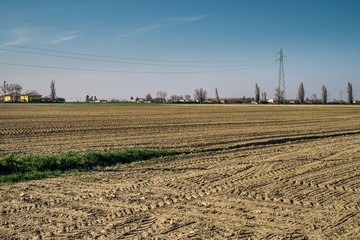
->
[0,104,360,239]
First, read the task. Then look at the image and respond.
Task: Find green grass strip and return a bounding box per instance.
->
[0,149,179,183]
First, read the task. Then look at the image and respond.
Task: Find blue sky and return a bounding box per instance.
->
[0,0,359,101]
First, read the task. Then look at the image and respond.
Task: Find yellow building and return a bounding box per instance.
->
[20,94,42,103]
[2,94,42,102]
[4,94,21,102]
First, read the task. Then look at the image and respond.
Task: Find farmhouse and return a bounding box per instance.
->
[3,94,21,102]
[1,93,42,102]
[20,93,42,103]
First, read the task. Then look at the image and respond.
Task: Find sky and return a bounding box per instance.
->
[0,0,359,101]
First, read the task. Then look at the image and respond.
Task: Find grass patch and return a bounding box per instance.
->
[0,149,179,183]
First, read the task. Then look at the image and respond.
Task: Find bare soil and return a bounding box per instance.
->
[1,104,360,239]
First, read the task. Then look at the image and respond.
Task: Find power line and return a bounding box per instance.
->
[287,54,347,91]
[0,47,275,68]
[285,59,339,90]
[0,61,275,74]
[0,43,276,64]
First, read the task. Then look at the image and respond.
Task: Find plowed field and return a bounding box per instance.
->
[1,104,360,239]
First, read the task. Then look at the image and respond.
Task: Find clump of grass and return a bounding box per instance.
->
[0,149,179,183]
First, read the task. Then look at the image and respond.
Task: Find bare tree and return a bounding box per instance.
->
[25,90,41,95]
[8,83,22,102]
[322,85,327,104]
[275,87,285,104]
[255,83,260,103]
[194,88,207,104]
[170,95,183,102]
[215,88,220,104]
[347,82,353,104]
[298,82,305,104]
[156,90,167,102]
[1,81,9,102]
[311,94,318,103]
[185,94,191,101]
[50,79,56,101]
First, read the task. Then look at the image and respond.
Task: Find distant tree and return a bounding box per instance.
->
[94,96,97,101]
[255,83,260,103]
[240,96,253,104]
[170,95,176,102]
[185,94,191,101]
[322,85,327,104]
[170,95,183,102]
[1,81,9,102]
[86,95,90,102]
[130,96,134,100]
[8,83,22,102]
[275,87,285,104]
[194,88,207,104]
[215,88,221,104]
[156,91,167,102]
[261,92,267,101]
[176,95,183,101]
[311,94,318,103]
[145,93,153,102]
[347,82,353,104]
[298,82,305,104]
[50,79,56,101]
[25,90,41,95]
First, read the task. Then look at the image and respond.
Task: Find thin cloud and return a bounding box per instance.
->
[166,15,207,24]
[51,34,80,44]
[118,15,206,38]
[118,24,166,38]
[3,37,28,45]
[4,27,35,45]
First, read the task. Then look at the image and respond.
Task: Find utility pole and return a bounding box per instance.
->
[276,48,286,103]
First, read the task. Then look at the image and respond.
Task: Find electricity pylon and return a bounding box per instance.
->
[276,48,286,103]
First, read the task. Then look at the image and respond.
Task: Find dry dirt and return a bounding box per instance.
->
[0,104,360,239]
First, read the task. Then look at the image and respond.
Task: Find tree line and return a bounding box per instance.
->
[125,82,355,105]
[255,82,354,104]
[295,82,354,104]
[107,89,209,104]
[1,79,356,104]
